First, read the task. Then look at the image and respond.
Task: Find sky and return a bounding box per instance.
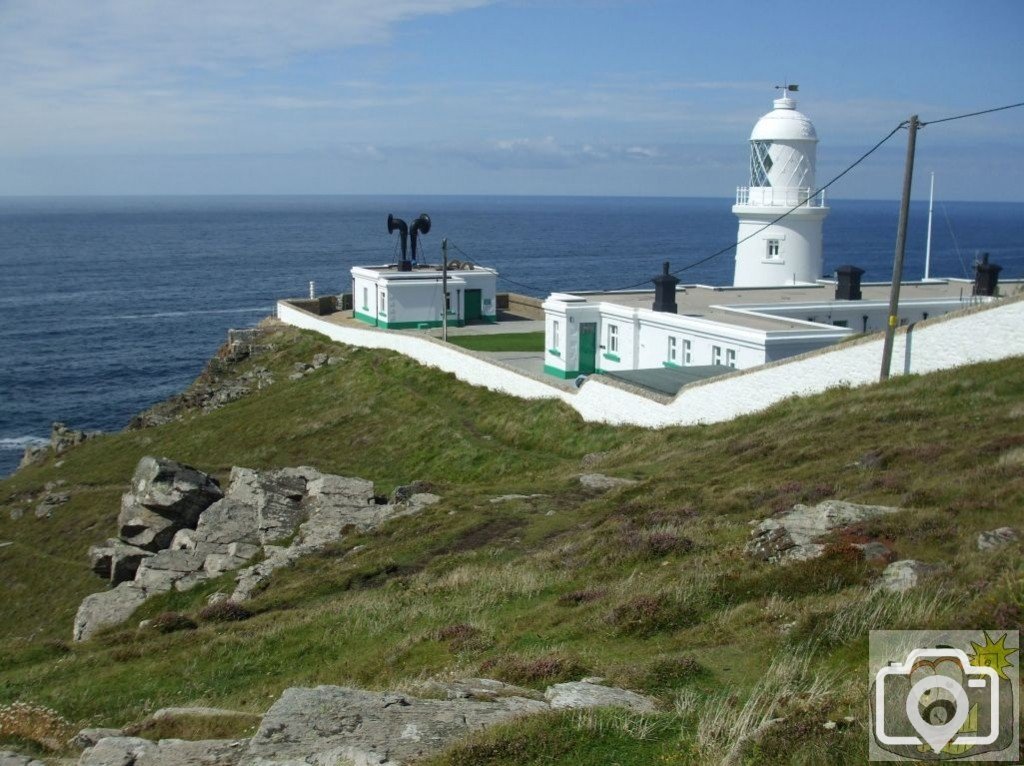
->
[0,0,1022,200]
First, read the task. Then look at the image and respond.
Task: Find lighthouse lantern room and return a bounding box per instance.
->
[732,86,829,287]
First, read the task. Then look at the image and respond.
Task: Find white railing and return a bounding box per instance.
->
[736,187,826,208]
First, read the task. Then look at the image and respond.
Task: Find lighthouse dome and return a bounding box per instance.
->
[750,96,818,142]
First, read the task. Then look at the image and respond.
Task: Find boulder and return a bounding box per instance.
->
[69,729,124,750]
[134,550,208,593]
[73,583,149,642]
[9,508,24,521]
[118,458,223,551]
[977,527,1019,552]
[18,443,49,470]
[78,737,244,766]
[746,500,902,563]
[878,559,946,593]
[412,678,543,702]
[311,353,329,368]
[578,473,638,492]
[35,491,70,519]
[391,481,432,504]
[149,707,252,722]
[224,467,309,544]
[544,681,658,712]
[243,685,547,766]
[51,421,98,454]
[0,751,45,766]
[89,539,154,584]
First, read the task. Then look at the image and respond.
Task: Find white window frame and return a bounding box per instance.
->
[362,286,369,310]
[725,349,736,368]
[712,345,722,366]
[608,324,619,353]
[668,335,677,363]
[766,239,780,259]
[552,320,560,349]
[683,339,691,365]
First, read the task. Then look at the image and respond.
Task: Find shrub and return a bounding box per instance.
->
[198,601,254,623]
[151,612,198,634]
[622,655,707,693]
[556,588,607,606]
[435,623,483,652]
[481,654,588,688]
[605,594,700,637]
[0,702,74,751]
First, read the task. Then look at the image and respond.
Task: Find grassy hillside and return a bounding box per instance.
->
[1,324,1022,764]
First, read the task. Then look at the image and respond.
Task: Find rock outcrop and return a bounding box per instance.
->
[117,458,224,551]
[746,500,902,563]
[78,737,245,766]
[544,680,657,712]
[978,527,1018,551]
[0,751,44,766]
[578,473,638,492]
[243,685,548,766]
[878,559,946,593]
[75,459,439,641]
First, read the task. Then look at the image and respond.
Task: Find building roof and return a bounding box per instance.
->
[552,278,1000,335]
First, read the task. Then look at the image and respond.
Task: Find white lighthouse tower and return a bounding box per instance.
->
[732,87,829,286]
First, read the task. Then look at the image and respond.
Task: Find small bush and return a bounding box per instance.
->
[622,654,707,693]
[0,702,74,751]
[556,588,607,606]
[198,601,254,623]
[435,623,483,652]
[151,612,198,634]
[481,654,588,688]
[605,594,700,637]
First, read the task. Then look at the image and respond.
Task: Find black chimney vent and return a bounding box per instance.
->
[387,214,410,271]
[652,262,679,313]
[835,265,865,300]
[973,253,1002,297]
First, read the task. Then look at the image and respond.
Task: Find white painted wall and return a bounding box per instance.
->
[732,209,828,286]
[279,296,1024,430]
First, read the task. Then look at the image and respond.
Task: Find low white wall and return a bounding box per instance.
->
[278,297,1024,430]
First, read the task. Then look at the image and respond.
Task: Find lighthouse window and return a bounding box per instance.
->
[668,336,678,363]
[750,140,773,187]
[766,239,780,259]
[683,339,692,365]
[726,349,736,368]
[712,345,722,366]
[607,324,619,353]
[552,320,560,348]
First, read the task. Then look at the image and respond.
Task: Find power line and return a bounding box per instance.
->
[920,101,1024,126]
[445,241,550,295]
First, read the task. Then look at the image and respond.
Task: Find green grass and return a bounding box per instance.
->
[1,323,1022,764]
[446,332,545,352]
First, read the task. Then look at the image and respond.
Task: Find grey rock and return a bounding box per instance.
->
[150,707,253,722]
[169,529,198,551]
[78,737,154,766]
[51,421,98,454]
[978,527,1019,551]
[311,353,328,368]
[746,500,903,563]
[134,550,208,593]
[413,678,543,702]
[78,737,245,766]
[9,508,24,521]
[118,457,223,551]
[89,539,154,584]
[392,481,432,504]
[286,372,304,381]
[326,356,344,366]
[243,685,547,766]
[544,681,657,712]
[0,750,45,766]
[489,494,547,504]
[292,362,310,373]
[878,559,947,593]
[70,728,124,750]
[18,443,49,470]
[35,491,70,518]
[578,473,638,491]
[225,467,309,544]
[74,583,149,642]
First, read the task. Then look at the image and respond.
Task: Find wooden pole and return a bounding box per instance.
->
[441,238,449,343]
[880,115,919,381]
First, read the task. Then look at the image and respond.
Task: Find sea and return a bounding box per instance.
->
[1,194,1022,477]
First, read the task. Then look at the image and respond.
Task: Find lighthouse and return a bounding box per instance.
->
[732,87,829,286]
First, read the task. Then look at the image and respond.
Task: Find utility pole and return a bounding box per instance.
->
[441,238,449,343]
[880,115,919,381]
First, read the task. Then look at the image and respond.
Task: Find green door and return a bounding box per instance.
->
[465,289,483,323]
[579,322,597,374]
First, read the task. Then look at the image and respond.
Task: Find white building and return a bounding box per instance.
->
[733,88,829,287]
[541,90,1009,386]
[351,264,498,330]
